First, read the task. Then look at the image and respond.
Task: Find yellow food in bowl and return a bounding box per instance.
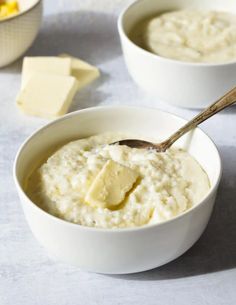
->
[0,1,19,19]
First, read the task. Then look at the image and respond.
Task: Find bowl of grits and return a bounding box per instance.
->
[13,106,221,274]
[118,0,236,108]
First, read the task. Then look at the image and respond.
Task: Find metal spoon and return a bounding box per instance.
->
[112,86,236,152]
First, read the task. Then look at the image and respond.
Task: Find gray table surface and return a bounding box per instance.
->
[0,1,235,304]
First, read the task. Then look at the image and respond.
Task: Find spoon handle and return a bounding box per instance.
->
[162,86,236,150]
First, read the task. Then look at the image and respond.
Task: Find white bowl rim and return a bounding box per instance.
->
[0,0,42,23]
[118,0,236,67]
[13,105,222,233]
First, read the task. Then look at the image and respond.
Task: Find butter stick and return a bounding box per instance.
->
[17,73,78,118]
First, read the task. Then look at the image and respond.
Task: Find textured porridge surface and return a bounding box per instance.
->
[27,133,210,228]
[131,10,236,63]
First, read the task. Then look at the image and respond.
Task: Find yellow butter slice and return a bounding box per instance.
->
[60,53,100,90]
[86,160,139,209]
[21,57,72,89]
[17,73,78,118]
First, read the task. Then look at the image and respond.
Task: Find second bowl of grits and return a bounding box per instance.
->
[118,0,236,108]
[14,106,221,274]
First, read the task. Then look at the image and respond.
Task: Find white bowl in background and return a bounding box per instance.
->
[0,0,42,68]
[14,106,222,274]
[118,0,236,109]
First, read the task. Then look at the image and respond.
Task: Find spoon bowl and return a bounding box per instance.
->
[112,139,167,152]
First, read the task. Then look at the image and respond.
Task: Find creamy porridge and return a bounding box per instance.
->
[129,10,236,63]
[26,133,210,229]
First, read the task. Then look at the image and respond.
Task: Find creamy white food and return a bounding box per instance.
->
[130,10,236,63]
[26,133,210,229]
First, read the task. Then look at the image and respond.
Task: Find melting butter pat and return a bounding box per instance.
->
[86,160,139,209]
[21,57,72,89]
[60,54,100,89]
[17,74,78,118]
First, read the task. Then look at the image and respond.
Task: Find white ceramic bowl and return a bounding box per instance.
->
[14,106,221,274]
[0,0,42,68]
[118,0,236,108]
